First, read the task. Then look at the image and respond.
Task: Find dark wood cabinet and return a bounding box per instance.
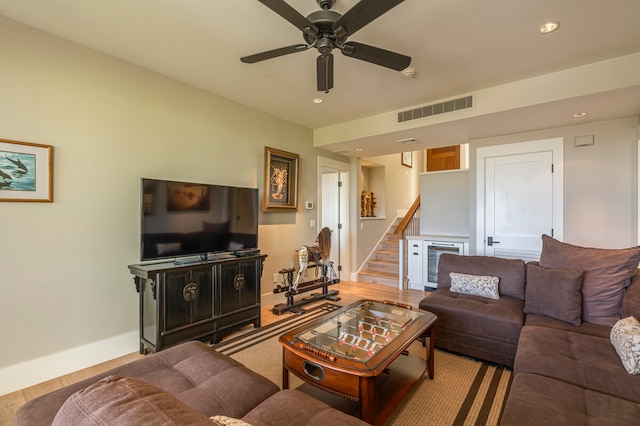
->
[129,254,266,354]
[216,259,262,337]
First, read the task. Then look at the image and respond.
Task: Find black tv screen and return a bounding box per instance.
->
[140,178,259,261]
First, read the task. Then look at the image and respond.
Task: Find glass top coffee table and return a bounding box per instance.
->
[279,300,437,425]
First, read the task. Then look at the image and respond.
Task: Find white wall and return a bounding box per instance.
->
[469,117,639,251]
[0,16,346,394]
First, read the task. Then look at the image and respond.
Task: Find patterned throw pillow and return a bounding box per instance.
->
[449,272,500,299]
[610,316,640,375]
[210,416,252,426]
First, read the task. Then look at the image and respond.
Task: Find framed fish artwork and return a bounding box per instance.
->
[0,139,53,202]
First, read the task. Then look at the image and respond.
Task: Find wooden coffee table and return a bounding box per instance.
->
[279,300,437,425]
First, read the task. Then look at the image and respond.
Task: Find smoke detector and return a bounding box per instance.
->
[401,67,416,78]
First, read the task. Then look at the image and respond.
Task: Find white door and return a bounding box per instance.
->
[477,138,563,260]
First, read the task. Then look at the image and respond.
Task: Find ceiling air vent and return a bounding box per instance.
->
[397,95,473,123]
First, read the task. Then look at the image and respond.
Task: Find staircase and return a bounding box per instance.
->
[357,219,401,287]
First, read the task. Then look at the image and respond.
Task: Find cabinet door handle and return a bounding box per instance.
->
[183,283,199,301]
[234,274,246,290]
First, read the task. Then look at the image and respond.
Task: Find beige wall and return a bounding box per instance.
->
[355,151,423,267]
[0,17,348,393]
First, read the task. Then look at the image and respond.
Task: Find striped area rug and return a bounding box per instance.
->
[214,303,512,425]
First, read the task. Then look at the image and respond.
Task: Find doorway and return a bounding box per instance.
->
[318,157,350,280]
[476,138,564,260]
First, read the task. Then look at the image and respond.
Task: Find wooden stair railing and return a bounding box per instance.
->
[395,195,420,289]
[395,195,420,238]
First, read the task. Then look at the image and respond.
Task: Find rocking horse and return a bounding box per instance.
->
[272,227,340,315]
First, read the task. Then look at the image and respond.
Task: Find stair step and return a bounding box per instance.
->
[372,250,399,262]
[385,233,400,241]
[358,270,398,287]
[366,259,399,274]
[378,240,399,250]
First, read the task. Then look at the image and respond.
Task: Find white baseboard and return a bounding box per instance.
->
[0,331,138,396]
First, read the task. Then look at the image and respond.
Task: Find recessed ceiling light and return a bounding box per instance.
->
[355,148,363,152]
[539,21,560,34]
[313,98,323,104]
[573,112,587,118]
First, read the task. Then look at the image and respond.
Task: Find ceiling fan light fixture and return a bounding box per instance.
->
[539,21,560,34]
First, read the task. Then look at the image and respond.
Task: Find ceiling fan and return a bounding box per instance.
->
[241,0,412,93]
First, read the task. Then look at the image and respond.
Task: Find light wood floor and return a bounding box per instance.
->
[0,281,427,424]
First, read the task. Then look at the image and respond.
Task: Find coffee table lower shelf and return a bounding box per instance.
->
[283,349,428,425]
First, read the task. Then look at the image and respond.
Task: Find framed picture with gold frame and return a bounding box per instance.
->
[264,147,299,211]
[0,138,53,202]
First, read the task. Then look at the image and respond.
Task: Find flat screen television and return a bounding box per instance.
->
[140,178,259,262]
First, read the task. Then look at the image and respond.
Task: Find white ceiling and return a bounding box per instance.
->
[1,0,640,156]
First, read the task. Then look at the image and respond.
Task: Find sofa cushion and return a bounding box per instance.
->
[14,341,281,425]
[112,341,280,418]
[241,389,368,426]
[524,263,583,326]
[437,254,526,300]
[610,316,640,374]
[514,325,640,402]
[449,272,499,299]
[622,270,640,319]
[501,373,640,426]
[52,375,211,425]
[539,234,640,326]
[524,313,610,338]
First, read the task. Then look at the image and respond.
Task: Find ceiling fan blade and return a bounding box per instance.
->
[241,44,309,63]
[257,0,318,36]
[341,41,411,71]
[317,54,334,93]
[332,0,404,38]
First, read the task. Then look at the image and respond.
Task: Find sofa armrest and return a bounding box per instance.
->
[621,269,640,318]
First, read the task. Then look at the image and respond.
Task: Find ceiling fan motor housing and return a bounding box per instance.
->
[303,9,343,47]
[317,0,336,10]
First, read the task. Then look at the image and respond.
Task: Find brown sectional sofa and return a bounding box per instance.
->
[14,340,367,426]
[420,235,640,425]
[419,253,526,367]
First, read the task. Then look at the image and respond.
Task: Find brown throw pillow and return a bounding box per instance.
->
[524,263,583,326]
[539,235,640,326]
[52,375,211,425]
